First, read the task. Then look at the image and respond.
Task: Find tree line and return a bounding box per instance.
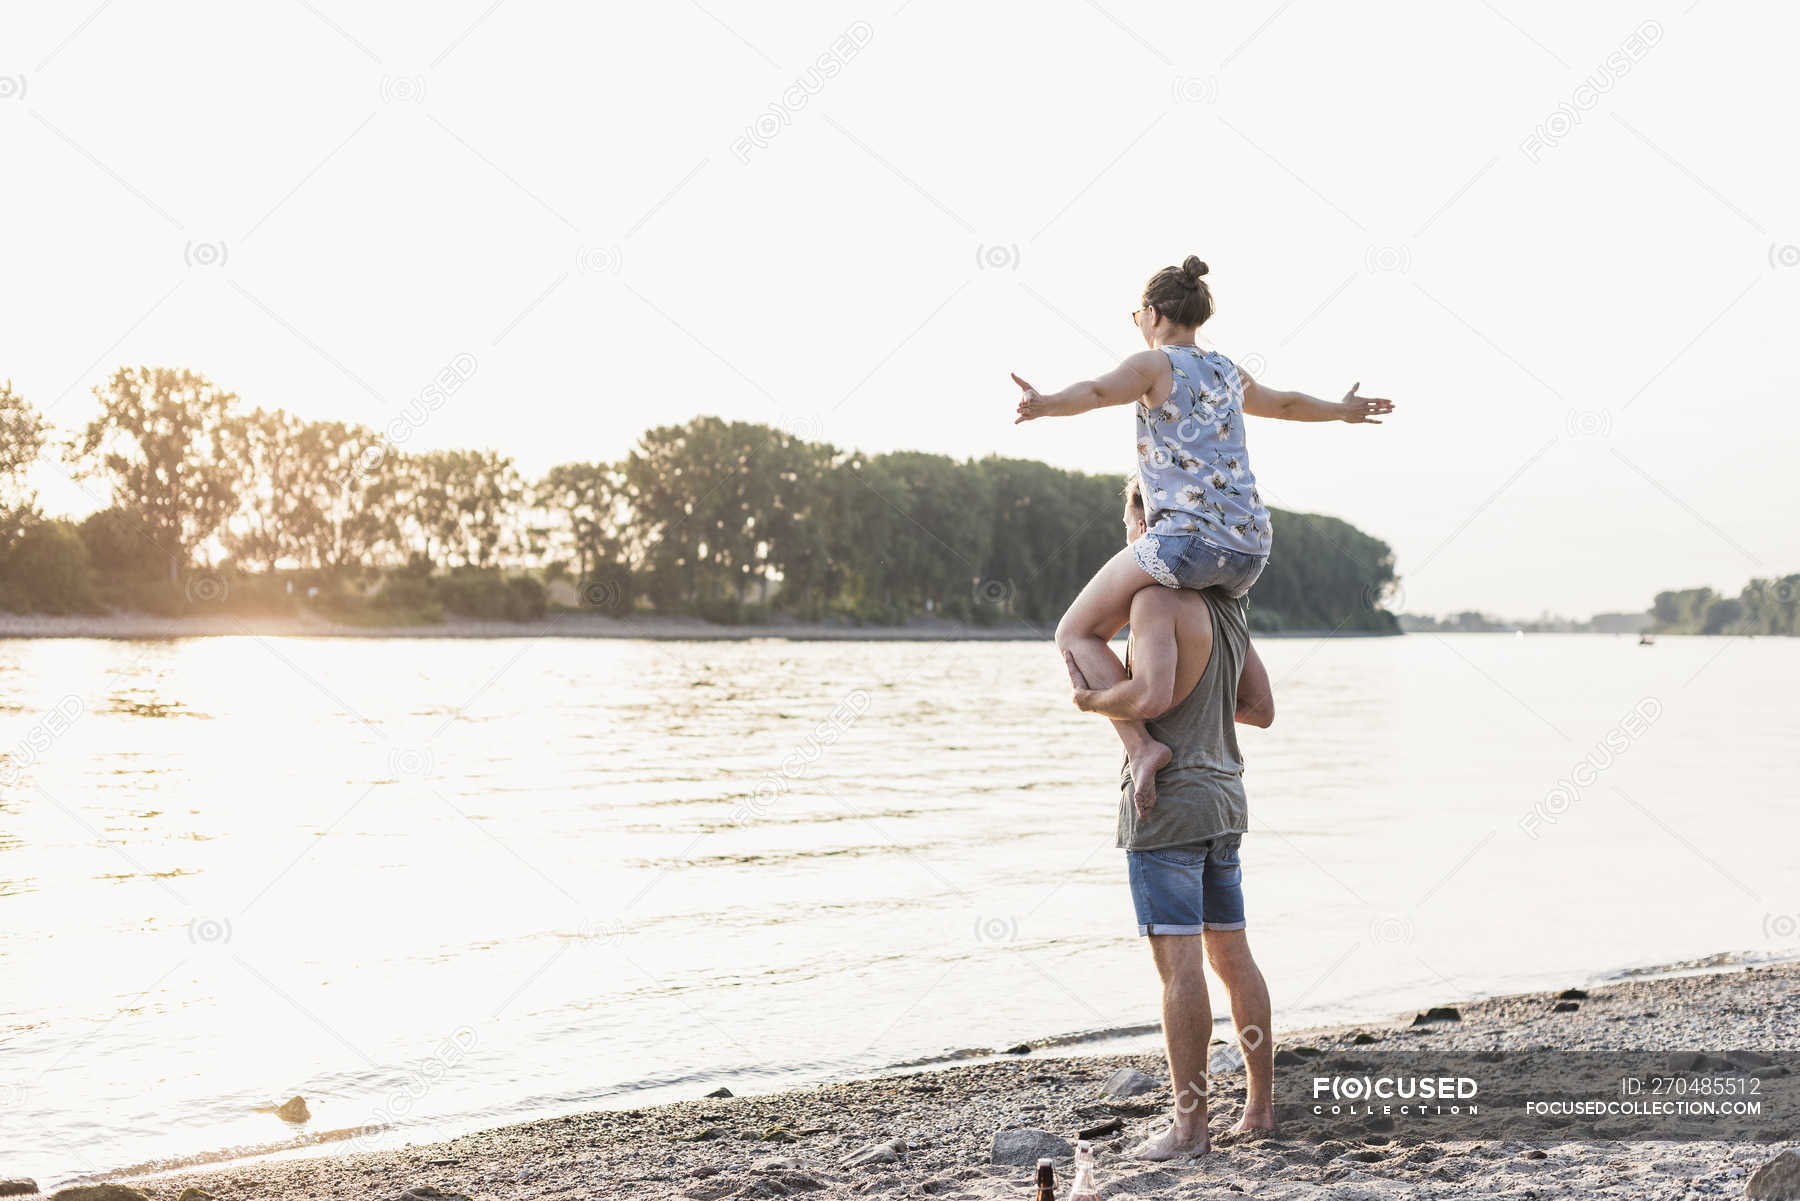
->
[1651,577,1800,636]
[0,366,1401,631]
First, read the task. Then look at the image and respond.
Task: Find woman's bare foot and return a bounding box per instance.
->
[1128,740,1173,819]
[1127,1121,1210,1160]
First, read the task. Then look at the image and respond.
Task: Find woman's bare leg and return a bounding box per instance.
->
[1055,545,1173,816]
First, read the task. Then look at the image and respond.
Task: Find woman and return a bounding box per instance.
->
[1013,255,1392,815]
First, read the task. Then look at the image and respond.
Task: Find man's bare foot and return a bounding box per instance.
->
[1227,1108,1276,1136]
[1128,740,1173,820]
[1127,1122,1210,1160]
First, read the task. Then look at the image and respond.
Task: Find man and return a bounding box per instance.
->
[1063,478,1276,1159]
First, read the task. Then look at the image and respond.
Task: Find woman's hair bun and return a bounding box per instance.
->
[1181,255,1210,281]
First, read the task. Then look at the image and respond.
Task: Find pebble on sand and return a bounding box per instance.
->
[1411,1006,1462,1025]
[841,1138,907,1168]
[1668,1052,1732,1073]
[1727,1050,1775,1069]
[0,1181,37,1198]
[704,1086,733,1098]
[991,1129,1071,1166]
[265,1095,310,1123]
[46,1188,151,1201]
[1076,1116,1124,1141]
[1748,1150,1800,1201]
[1100,1067,1157,1100]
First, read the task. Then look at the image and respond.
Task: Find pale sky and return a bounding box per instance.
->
[3,0,1794,618]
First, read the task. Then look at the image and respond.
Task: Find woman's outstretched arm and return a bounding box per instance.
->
[1241,370,1393,424]
[1012,350,1167,423]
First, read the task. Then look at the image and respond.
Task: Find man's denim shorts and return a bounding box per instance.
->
[1126,835,1246,936]
[1130,531,1266,598]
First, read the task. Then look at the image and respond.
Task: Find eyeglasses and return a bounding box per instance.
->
[1130,308,1146,325]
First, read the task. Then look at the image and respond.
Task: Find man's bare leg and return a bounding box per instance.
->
[1129,934,1213,1159]
[1203,928,1275,1132]
[1055,545,1173,816]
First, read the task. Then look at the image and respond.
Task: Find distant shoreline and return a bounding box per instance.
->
[0,612,1404,642]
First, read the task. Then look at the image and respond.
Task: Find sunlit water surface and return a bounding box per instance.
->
[1,632,1795,1184]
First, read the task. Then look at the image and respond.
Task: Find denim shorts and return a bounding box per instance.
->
[1130,531,1266,598]
[1126,835,1246,936]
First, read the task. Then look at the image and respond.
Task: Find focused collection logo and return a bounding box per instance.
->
[1312,1075,1480,1115]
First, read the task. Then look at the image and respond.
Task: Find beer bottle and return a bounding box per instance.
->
[1034,1156,1056,1201]
[1068,1139,1100,1201]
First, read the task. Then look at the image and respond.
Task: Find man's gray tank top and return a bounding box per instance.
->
[1116,587,1250,851]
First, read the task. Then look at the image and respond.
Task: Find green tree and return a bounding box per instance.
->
[221,407,319,572]
[538,460,627,580]
[71,367,239,580]
[0,380,48,551]
[625,418,780,609]
[303,422,401,572]
[1,521,94,614]
[397,450,459,566]
[398,449,520,567]
[1650,588,1715,633]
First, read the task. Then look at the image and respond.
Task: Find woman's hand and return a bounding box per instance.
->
[1012,373,1046,423]
[1339,382,1395,424]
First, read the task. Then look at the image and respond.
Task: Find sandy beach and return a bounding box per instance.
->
[19,958,1789,1201]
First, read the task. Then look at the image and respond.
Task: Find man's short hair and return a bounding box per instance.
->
[1122,475,1145,519]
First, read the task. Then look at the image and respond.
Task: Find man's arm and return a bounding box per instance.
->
[1070,591,1179,720]
[1235,640,1275,728]
[1013,350,1166,422]
[1241,370,1393,424]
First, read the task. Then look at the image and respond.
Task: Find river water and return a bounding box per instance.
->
[1,631,1794,1184]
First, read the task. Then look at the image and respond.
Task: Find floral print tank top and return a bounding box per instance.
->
[1135,345,1272,556]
